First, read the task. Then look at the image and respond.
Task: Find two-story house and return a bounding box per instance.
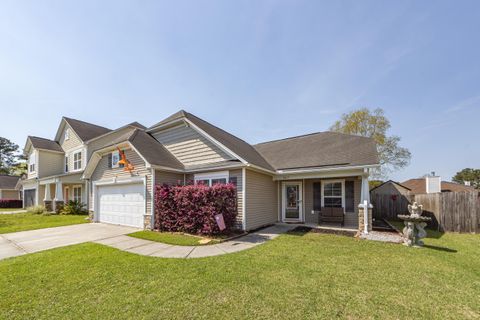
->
[20,117,144,211]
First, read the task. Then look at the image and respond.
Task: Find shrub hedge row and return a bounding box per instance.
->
[0,199,23,208]
[154,183,237,235]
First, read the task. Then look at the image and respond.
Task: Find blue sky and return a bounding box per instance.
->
[0,0,478,181]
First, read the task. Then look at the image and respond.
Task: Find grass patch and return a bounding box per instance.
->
[128,230,220,246]
[1,229,479,319]
[0,213,88,234]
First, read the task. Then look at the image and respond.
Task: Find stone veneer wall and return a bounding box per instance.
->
[358,206,373,233]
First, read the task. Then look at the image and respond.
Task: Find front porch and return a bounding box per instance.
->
[277,171,372,233]
[39,173,87,212]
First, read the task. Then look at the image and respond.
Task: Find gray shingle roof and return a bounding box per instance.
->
[28,136,63,153]
[64,117,111,141]
[149,110,275,171]
[254,132,379,170]
[0,175,20,189]
[128,130,184,170]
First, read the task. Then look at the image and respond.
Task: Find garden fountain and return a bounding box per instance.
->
[397,202,431,247]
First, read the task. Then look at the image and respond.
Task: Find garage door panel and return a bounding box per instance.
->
[97,183,145,228]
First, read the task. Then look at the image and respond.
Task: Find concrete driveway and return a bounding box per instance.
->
[0,223,139,261]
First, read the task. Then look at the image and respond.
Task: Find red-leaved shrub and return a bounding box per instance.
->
[0,199,22,208]
[154,183,237,235]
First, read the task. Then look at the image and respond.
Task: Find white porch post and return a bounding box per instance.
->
[44,183,51,201]
[54,181,64,202]
[359,173,373,234]
[53,180,64,212]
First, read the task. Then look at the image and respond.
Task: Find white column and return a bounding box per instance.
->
[44,183,51,201]
[54,181,63,202]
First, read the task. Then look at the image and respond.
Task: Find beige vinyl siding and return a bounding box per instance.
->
[37,151,64,178]
[87,127,137,160]
[228,169,243,228]
[152,124,233,167]
[89,148,152,217]
[155,170,185,186]
[1,190,20,199]
[59,124,83,151]
[244,169,277,230]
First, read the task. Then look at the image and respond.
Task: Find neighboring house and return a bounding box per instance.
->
[20,110,379,232]
[19,117,145,209]
[0,175,20,199]
[371,177,477,198]
[402,178,477,194]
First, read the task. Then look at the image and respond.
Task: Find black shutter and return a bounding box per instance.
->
[345,181,354,212]
[228,177,238,187]
[313,182,321,211]
[107,153,112,168]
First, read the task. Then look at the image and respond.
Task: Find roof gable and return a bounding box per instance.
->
[26,136,64,153]
[149,110,275,171]
[0,175,20,189]
[55,117,111,142]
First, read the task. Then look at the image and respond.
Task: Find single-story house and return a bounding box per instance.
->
[20,110,380,233]
[371,176,477,197]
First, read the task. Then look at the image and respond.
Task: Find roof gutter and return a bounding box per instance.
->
[276,164,380,175]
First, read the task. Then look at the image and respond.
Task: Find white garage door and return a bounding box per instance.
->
[97,183,145,228]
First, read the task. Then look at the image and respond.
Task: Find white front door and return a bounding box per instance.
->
[282,181,303,222]
[97,183,145,228]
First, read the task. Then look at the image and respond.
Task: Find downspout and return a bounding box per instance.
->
[151,168,156,230]
[242,167,247,231]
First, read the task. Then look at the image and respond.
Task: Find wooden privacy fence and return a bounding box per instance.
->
[371,192,480,233]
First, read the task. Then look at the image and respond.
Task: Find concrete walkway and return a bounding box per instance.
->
[0,223,295,261]
[0,223,138,260]
[94,224,296,259]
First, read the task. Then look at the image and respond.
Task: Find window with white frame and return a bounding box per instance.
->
[194,171,229,186]
[65,128,70,140]
[28,154,36,173]
[73,151,82,170]
[322,181,344,208]
[73,186,82,202]
[111,150,120,168]
[65,156,69,172]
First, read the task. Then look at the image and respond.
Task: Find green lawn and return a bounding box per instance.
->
[0,213,88,234]
[0,228,479,319]
[128,230,220,246]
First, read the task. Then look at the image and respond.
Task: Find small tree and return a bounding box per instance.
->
[452,168,480,189]
[0,137,20,175]
[330,108,411,179]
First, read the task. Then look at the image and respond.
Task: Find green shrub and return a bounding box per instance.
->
[26,205,47,215]
[60,200,88,215]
